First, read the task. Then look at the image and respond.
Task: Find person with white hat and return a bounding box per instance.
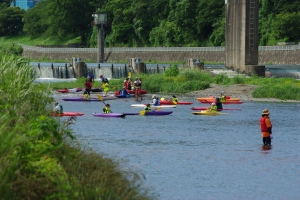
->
[260,109,272,146]
[53,102,63,114]
[151,95,160,106]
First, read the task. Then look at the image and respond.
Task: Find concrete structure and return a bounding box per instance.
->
[225,0,265,76]
[10,0,40,10]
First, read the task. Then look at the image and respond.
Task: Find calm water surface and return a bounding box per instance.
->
[54,93,300,200]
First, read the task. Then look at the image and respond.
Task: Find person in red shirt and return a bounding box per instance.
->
[260,109,272,146]
[84,77,92,95]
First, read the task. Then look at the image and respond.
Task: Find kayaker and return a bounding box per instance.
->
[84,77,92,95]
[144,103,151,112]
[120,86,128,96]
[215,98,223,109]
[124,77,132,90]
[172,95,178,105]
[83,91,90,100]
[209,102,218,111]
[53,102,63,114]
[151,95,160,106]
[260,109,272,146]
[220,91,226,102]
[102,104,112,114]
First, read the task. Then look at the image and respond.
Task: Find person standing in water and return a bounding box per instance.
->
[260,109,272,146]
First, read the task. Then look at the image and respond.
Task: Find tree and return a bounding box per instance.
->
[0,6,25,36]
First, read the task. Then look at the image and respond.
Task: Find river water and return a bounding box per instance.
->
[53,92,300,200]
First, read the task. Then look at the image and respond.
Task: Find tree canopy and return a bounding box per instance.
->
[2,0,300,46]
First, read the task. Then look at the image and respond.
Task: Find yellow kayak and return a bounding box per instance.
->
[192,110,221,116]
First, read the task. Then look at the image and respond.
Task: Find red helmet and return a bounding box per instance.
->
[100,75,103,78]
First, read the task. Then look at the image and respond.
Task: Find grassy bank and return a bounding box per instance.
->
[0,54,152,199]
[47,66,300,100]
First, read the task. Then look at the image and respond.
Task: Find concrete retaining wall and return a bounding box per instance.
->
[23,49,300,65]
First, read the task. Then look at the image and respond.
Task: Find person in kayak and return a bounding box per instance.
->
[102,104,112,114]
[209,102,218,111]
[53,102,63,114]
[260,109,272,146]
[172,95,178,105]
[151,95,160,106]
[215,98,223,110]
[101,79,109,97]
[144,103,151,112]
[220,91,226,102]
[120,86,129,96]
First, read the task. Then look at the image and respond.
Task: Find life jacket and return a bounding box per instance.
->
[144,106,151,111]
[220,95,226,102]
[59,105,63,113]
[260,117,268,132]
[210,105,217,111]
[153,98,160,106]
[121,89,127,95]
[103,107,110,113]
[172,98,178,105]
[84,94,90,100]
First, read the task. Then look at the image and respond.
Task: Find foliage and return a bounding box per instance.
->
[0,54,152,199]
[0,6,25,36]
[164,64,179,77]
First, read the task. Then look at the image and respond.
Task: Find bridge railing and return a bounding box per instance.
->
[20,44,300,53]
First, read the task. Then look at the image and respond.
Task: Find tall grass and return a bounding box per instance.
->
[0,54,152,199]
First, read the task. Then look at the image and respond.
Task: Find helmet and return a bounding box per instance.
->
[100,75,103,78]
[152,95,156,98]
[211,102,216,106]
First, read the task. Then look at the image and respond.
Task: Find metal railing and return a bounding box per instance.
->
[20,44,300,53]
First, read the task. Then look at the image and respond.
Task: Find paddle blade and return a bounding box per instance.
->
[140,110,146,115]
[97,95,103,101]
[156,107,162,110]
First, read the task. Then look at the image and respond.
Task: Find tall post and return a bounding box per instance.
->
[97,24,105,63]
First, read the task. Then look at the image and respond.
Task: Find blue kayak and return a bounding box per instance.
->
[116,94,134,98]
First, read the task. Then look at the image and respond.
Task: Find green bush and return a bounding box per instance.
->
[164,64,179,77]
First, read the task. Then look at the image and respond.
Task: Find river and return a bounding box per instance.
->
[53,92,300,200]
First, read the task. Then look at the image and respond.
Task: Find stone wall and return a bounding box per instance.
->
[23,49,300,65]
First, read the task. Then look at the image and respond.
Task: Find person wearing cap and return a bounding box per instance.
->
[209,102,217,111]
[260,109,272,146]
[215,98,223,110]
[134,77,142,101]
[99,74,106,83]
[53,102,63,114]
[151,95,160,106]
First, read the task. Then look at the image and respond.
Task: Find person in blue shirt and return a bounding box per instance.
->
[86,71,94,82]
[151,95,160,106]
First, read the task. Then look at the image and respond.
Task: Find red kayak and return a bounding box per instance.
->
[52,112,84,117]
[191,107,241,111]
[198,100,243,104]
[57,88,82,93]
[160,100,193,105]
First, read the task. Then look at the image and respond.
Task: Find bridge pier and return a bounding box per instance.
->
[225,0,265,76]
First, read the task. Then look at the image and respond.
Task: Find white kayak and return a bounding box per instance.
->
[131,104,177,108]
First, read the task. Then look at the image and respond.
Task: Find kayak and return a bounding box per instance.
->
[93,113,125,118]
[160,100,193,105]
[57,88,82,93]
[62,96,118,101]
[192,110,221,116]
[191,107,241,111]
[52,112,84,117]
[197,97,240,101]
[198,100,243,104]
[124,111,173,116]
[131,104,177,108]
[116,94,134,98]
[115,90,147,96]
[91,88,103,92]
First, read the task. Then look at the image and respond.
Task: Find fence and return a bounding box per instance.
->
[21,44,300,54]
